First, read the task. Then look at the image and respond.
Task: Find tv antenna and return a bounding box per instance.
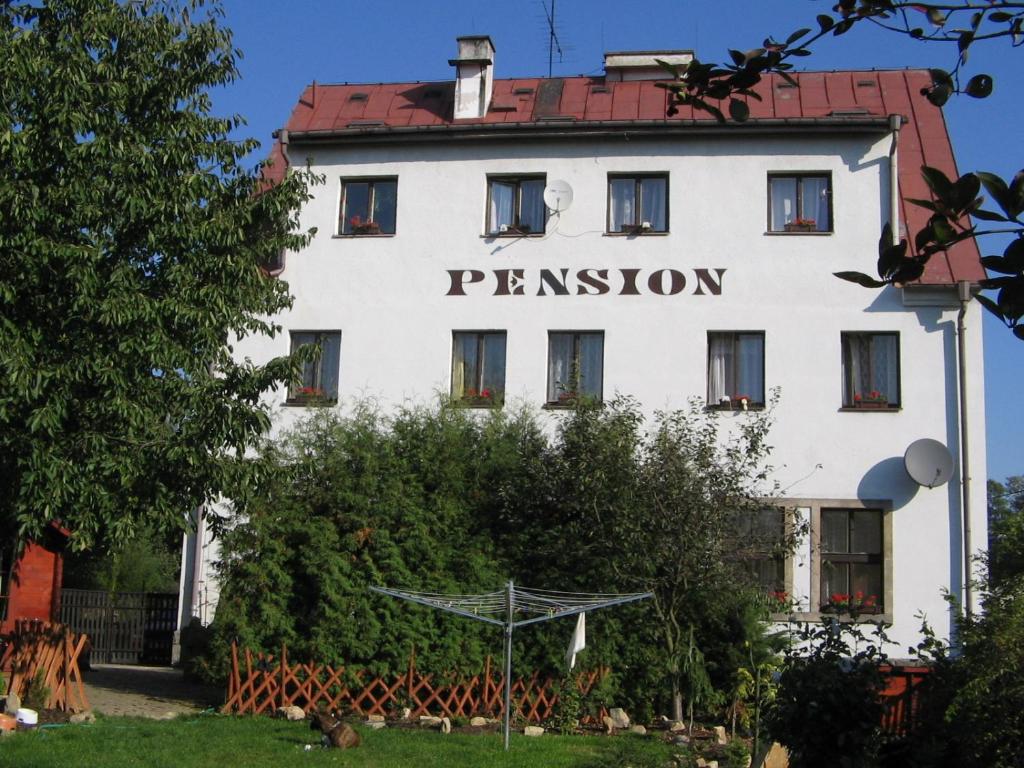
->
[542,0,564,77]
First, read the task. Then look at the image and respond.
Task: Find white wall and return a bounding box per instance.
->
[201,130,987,652]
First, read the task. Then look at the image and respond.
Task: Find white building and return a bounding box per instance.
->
[178,37,987,653]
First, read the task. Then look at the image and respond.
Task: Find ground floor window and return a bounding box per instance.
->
[735,507,787,597]
[451,331,506,407]
[820,507,884,614]
[547,331,604,405]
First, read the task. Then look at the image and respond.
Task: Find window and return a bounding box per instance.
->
[768,173,831,232]
[707,332,765,408]
[608,174,668,233]
[0,542,12,623]
[451,331,507,407]
[288,331,341,404]
[736,507,787,595]
[842,332,900,408]
[487,177,546,235]
[547,332,604,405]
[339,178,397,235]
[820,508,883,614]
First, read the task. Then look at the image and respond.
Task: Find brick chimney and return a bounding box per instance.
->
[450,36,495,119]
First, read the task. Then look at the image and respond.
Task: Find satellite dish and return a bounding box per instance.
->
[543,180,574,213]
[904,438,955,488]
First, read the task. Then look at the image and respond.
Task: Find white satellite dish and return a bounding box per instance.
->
[543,180,574,213]
[904,438,955,488]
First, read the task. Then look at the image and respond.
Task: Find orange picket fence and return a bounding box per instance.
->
[0,619,90,712]
[223,642,606,722]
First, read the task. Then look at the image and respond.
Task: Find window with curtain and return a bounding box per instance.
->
[820,508,883,614]
[608,174,668,233]
[339,177,398,235]
[288,331,341,403]
[547,332,604,404]
[451,331,507,406]
[842,332,900,408]
[734,507,787,594]
[487,177,546,235]
[707,332,765,407]
[768,173,832,232]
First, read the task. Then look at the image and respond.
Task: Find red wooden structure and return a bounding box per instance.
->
[1,525,68,634]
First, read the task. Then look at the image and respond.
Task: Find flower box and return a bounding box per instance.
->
[854,401,889,410]
[348,216,381,235]
[784,221,817,233]
[852,391,889,409]
[822,591,880,615]
[460,388,502,407]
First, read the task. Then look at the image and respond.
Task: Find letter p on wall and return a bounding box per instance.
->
[446,269,486,296]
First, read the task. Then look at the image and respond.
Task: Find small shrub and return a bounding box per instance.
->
[24,669,51,710]
[766,618,890,768]
[548,676,583,735]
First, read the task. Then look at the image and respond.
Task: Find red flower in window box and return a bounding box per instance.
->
[853,391,889,409]
[348,215,381,235]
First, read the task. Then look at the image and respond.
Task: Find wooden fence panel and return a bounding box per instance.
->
[60,589,178,665]
[0,619,89,712]
[223,642,607,723]
[880,665,933,736]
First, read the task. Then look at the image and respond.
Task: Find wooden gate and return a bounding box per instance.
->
[60,590,178,665]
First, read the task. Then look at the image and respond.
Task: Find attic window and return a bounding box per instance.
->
[348,92,369,102]
[513,87,535,95]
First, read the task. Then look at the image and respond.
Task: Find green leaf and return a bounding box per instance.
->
[924,83,952,107]
[1005,238,1024,271]
[816,14,834,32]
[835,271,887,288]
[921,166,953,199]
[786,28,812,45]
[971,209,1007,222]
[655,58,681,78]
[964,74,993,99]
[928,68,954,88]
[977,171,1011,216]
[981,256,1017,275]
[975,293,1007,321]
[728,98,750,122]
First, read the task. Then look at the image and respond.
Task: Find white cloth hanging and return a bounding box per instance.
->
[566,612,586,670]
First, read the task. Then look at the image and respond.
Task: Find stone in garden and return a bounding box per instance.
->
[419,715,442,727]
[630,725,647,735]
[707,762,719,768]
[523,725,544,737]
[763,743,790,768]
[367,721,386,730]
[70,711,96,724]
[3,693,20,715]
[673,735,689,746]
[440,716,451,734]
[602,715,615,734]
[670,720,686,732]
[470,717,488,727]
[714,725,727,745]
[609,707,630,729]
[278,705,305,721]
[367,714,385,723]
[695,759,707,768]
[401,707,411,720]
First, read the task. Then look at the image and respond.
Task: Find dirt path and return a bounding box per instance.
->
[82,664,222,719]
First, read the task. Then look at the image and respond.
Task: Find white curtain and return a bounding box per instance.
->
[845,334,898,403]
[770,177,796,230]
[548,334,574,400]
[708,335,733,403]
[640,177,666,230]
[609,178,634,232]
[800,176,830,230]
[489,182,514,233]
[578,334,604,397]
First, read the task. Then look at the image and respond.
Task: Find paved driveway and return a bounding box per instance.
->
[82,664,222,719]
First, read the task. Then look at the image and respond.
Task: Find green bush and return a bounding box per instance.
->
[766,619,890,768]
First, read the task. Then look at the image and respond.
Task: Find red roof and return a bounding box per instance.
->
[266,69,981,285]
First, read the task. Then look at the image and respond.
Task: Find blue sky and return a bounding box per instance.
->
[212,0,1022,483]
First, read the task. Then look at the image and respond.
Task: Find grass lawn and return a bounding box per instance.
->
[0,715,677,768]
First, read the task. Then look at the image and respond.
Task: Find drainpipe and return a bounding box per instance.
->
[888,114,902,244]
[190,504,206,623]
[956,280,973,619]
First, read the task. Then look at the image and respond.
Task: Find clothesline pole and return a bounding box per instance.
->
[502,579,514,751]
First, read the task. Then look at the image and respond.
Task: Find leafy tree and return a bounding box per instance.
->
[988,476,1024,588]
[550,396,786,723]
[655,1,1024,339]
[0,0,316,550]
[63,523,181,593]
